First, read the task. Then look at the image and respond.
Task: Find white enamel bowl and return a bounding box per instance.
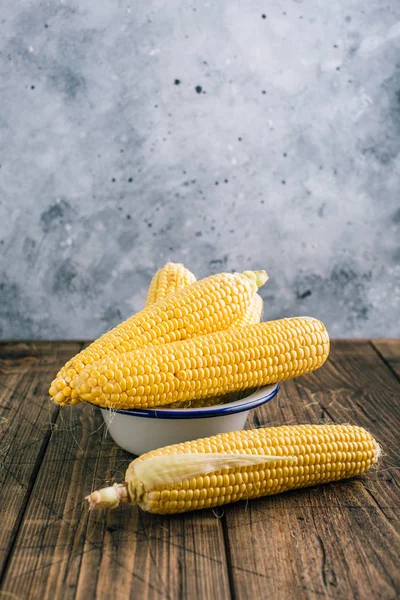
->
[99,384,279,455]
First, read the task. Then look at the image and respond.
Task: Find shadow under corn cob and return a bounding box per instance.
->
[75,316,329,409]
[49,270,268,406]
[86,423,379,514]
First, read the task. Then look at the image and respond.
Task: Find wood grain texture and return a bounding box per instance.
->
[0,342,82,578]
[372,339,400,380]
[0,343,230,600]
[0,340,399,600]
[76,502,230,600]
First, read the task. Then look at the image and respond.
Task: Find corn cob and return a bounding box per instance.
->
[75,316,329,409]
[145,263,196,306]
[86,424,380,514]
[145,264,262,326]
[49,270,268,406]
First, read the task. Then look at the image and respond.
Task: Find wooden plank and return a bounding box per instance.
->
[1,343,231,600]
[0,400,122,599]
[76,499,230,600]
[222,340,400,599]
[0,342,82,578]
[372,339,400,380]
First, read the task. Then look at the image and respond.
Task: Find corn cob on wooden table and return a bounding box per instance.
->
[0,339,399,599]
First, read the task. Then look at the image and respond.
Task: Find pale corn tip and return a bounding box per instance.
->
[86,483,129,510]
[86,491,101,510]
[242,270,268,288]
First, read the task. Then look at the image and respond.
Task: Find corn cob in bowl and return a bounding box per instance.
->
[145,262,196,306]
[145,263,263,334]
[49,269,268,406]
[74,316,329,409]
[86,423,380,514]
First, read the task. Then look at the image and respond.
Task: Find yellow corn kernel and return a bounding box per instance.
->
[232,293,263,327]
[49,270,267,406]
[145,263,196,306]
[74,317,329,409]
[86,424,380,514]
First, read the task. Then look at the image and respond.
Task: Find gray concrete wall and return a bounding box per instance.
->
[0,0,399,339]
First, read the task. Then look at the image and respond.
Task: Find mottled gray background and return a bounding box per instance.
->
[0,0,399,339]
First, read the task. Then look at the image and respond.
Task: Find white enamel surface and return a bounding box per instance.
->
[101,410,250,455]
[100,384,278,455]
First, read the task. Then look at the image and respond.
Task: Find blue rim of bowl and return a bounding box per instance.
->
[96,383,280,420]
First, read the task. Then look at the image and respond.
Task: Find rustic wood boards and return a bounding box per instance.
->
[0,340,399,599]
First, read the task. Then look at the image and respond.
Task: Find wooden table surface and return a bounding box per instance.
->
[0,340,399,600]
